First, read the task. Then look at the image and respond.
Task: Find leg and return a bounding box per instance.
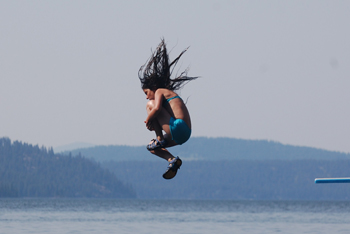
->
[146,100,177,161]
[149,148,174,161]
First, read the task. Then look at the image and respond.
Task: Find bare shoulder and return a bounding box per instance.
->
[155,88,177,98]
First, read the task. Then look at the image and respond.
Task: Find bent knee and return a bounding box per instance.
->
[146,100,156,112]
[146,100,155,108]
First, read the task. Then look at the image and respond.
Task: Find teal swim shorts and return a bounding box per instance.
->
[169,117,191,145]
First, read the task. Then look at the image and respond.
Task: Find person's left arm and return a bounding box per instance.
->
[144,90,164,129]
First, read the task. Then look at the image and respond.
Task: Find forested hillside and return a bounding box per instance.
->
[64,137,350,200]
[103,160,350,200]
[67,137,350,162]
[3,136,349,200]
[0,137,135,198]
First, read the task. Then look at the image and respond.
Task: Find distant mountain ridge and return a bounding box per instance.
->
[3,137,350,200]
[54,142,95,153]
[103,160,350,200]
[66,137,350,162]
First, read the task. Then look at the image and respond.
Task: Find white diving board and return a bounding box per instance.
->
[315,178,350,184]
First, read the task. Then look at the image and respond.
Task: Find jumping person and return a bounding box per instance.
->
[139,39,198,179]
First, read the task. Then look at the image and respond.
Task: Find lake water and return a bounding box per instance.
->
[1,199,350,234]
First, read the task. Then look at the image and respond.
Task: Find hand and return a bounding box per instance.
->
[144,120,155,131]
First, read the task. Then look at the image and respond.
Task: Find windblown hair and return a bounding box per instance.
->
[139,39,198,91]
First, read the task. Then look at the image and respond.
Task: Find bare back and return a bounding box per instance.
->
[156,88,192,129]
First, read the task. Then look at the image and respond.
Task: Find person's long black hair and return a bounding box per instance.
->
[139,39,198,91]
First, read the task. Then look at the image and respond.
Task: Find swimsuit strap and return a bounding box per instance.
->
[166,95,182,102]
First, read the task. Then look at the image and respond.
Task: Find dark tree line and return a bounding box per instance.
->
[0,137,136,198]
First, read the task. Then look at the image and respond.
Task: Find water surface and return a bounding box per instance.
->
[1,199,350,234]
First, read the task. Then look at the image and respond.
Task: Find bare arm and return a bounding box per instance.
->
[144,90,164,129]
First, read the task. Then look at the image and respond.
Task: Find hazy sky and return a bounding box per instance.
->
[1,1,349,153]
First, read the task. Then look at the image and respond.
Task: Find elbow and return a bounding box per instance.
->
[153,106,161,115]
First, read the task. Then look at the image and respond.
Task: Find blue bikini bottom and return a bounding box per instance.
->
[169,117,191,145]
